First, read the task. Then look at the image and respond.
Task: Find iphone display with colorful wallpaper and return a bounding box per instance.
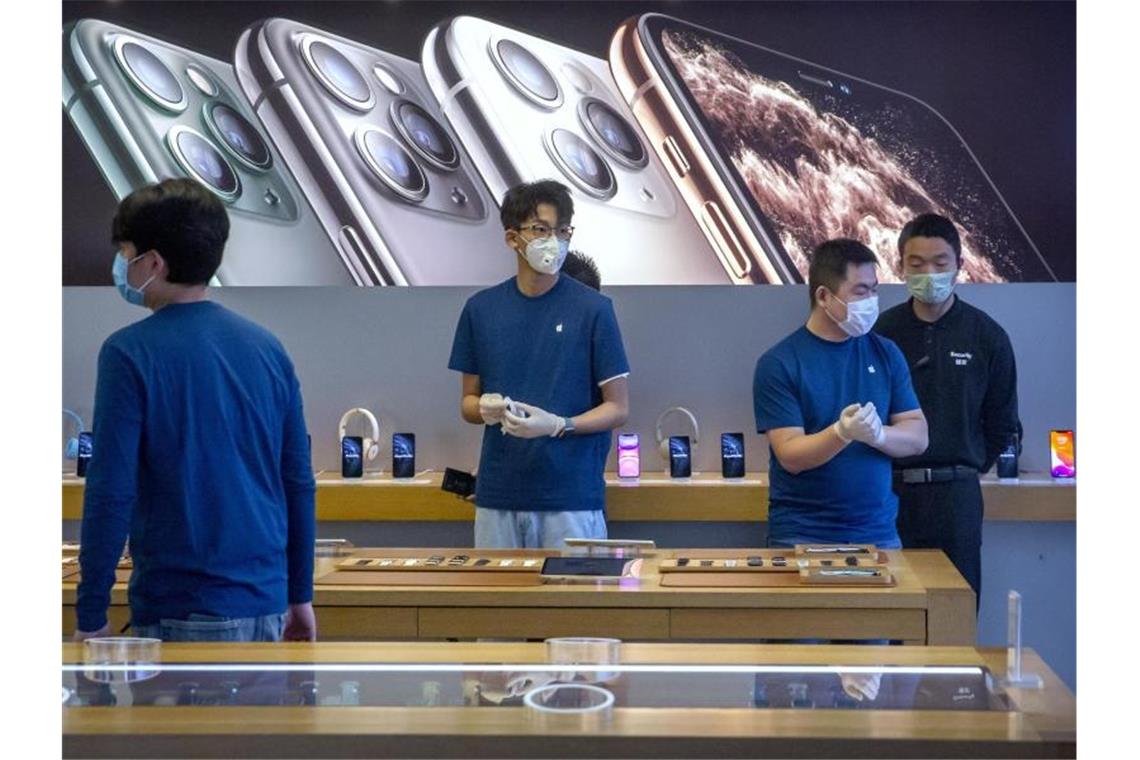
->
[610,13,1057,284]
[1050,430,1074,479]
[617,433,640,479]
[76,432,94,478]
[392,433,416,479]
[669,435,692,479]
[721,432,744,479]
[341,436,364,479]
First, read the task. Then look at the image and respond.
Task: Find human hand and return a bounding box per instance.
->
[283,602,317,641]
[479,393,511,426]
[834,402,885,445]
[502,402,564,439]
[840,672,882,702]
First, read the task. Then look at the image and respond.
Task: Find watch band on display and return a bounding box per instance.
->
[556,417,575,438]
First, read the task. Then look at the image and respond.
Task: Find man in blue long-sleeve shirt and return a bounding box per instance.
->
[73,178,317,643]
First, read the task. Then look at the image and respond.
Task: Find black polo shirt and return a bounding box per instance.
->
[874,295,1021,473]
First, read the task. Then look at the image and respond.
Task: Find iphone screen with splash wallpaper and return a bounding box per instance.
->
[641,16,1057,283]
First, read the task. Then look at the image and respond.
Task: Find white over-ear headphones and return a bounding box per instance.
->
[63,409,85,460]
[655,406,700,464]
[338,407,381,462]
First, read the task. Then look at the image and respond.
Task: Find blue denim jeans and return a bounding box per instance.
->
[132,612,286,642]
[474,507,607,549]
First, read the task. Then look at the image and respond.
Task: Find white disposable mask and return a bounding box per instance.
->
[522,235,568,275]
[906,271,956,305]
[826,293,879,337]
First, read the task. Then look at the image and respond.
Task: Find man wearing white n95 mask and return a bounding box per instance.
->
[448,180,631,548]
[753,239,928,549]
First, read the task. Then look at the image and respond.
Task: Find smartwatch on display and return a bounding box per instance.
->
[556,417,576,438]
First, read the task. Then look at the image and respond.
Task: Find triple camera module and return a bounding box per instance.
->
[299,37,461,203]
[112,37,274,203]
[490,38,648,200]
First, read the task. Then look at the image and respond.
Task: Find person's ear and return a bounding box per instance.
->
[145,249,167,277]
[814,285,829,308]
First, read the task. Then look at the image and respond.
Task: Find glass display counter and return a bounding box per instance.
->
[64,661,1010,712]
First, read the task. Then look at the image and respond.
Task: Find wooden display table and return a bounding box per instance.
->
[61,641,1075,758]
[61,472,1076,522]
[63,548,975,645]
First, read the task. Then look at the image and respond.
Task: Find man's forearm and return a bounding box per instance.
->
[874,418,929,458]
[774,427,848,474]
[461,394,483,424]
[76,495,132,632]
[570,399,628,435]
[285,488,316,605]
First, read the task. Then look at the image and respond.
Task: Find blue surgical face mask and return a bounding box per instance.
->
[906,271,957,305]
[112,251,155,307]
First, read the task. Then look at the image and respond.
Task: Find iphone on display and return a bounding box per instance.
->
[617,432,640,479]
[341,436,364,479]
[721,432,744,479]
[610,14,1057,284]
[421,15,731,285]
[76,432,94,478]
[392,433,416,479]
[235,18,510,286]
[62,19,353,285]
[668,435,692,479]
[1049,430,1074,479]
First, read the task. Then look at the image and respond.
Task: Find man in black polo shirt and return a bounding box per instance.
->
[874,213,1021,603]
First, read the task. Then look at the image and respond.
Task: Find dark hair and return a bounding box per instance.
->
[111,178,230,285]
[500,179,574,230]
[898,213,961,264]
[807,238,877,307]
[561,250,601,291]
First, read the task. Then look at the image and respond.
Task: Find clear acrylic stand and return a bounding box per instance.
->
[999,590,1043,689]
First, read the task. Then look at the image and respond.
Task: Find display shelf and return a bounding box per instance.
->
[62,472,1076,522]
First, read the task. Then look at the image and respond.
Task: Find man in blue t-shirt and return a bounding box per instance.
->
[753,239,928,548]
[74,178,317,643]
[448,180,631,548]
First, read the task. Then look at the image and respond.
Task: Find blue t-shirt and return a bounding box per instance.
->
[752,326,920,546]
[448,276,630,512]
[77,301,316,630]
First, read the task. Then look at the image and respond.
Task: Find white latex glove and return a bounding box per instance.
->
[834,402,886,445]
[479,393,511,426]
[502,402,565,439]
[840,672,882,702]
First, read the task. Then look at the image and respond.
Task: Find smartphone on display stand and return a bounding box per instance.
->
[75,432,94,478]
[617,433,640,479]
[610,13,1057,284]
[721,432,744,479]
[341,436,364,479]
[234,18,510,286]
[421,15,732,285]
[62,19,352,285]
[392,433,416,479]
[669,435,692,479]
[996,433,1019,481]
[1050,430,1075,479]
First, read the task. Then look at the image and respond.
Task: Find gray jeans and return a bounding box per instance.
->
[132,612,285,642]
